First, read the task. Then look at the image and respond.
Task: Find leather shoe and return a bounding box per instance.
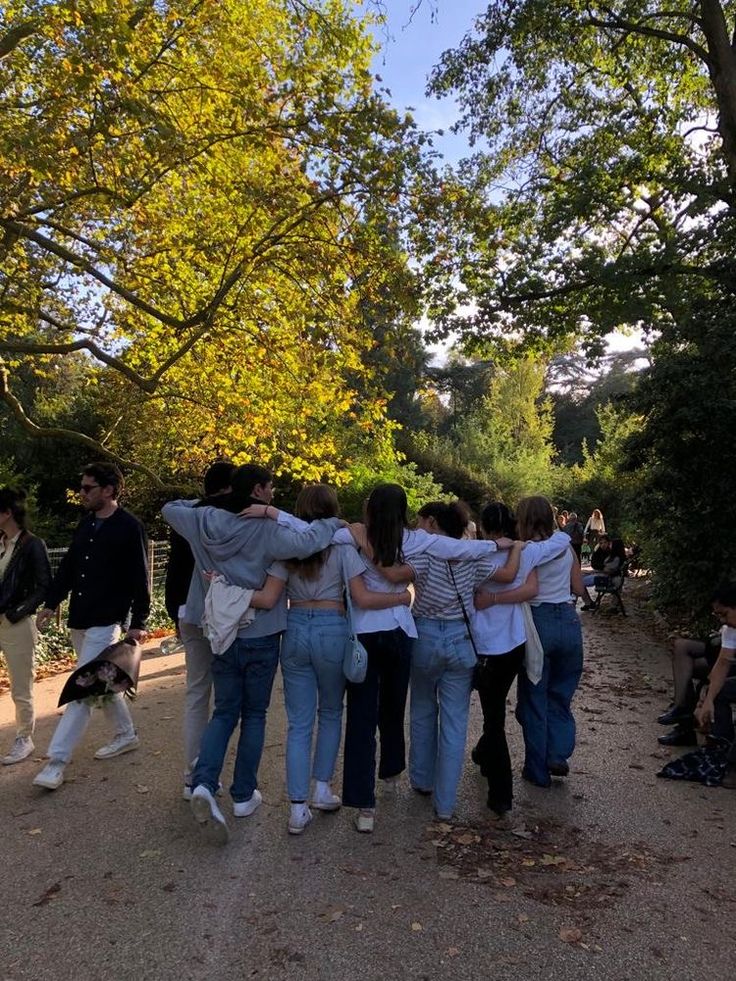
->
[657,705,693,727]
[658,727,697,747]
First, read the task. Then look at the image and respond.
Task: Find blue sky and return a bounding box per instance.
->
[369,1,484,163]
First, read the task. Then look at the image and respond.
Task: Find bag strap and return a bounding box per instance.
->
[338,548,357,634]
[445,561,480,659]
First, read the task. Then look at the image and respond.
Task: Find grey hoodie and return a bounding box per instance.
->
[161,501,342,640]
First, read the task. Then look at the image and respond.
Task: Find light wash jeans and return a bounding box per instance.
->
[280,609,347,801]
[0,613,37,738]
[47,624,135,763]
[192,634,280,802]
[409,617,475,818]
[179,620,214,780]
[516,602,584,785]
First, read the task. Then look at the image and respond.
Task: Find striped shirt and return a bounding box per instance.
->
[409,553,499,619]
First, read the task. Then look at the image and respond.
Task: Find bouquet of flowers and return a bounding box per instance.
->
[58,639,142,707]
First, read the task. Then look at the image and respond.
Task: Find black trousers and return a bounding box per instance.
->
[474,644,525,812]
[342,628,412,808]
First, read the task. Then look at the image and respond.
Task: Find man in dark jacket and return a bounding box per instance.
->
[33,462,150,791]
[163,460,234,799]
[0,487,51,765]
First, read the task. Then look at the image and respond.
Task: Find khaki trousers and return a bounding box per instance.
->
[0,613,37,738]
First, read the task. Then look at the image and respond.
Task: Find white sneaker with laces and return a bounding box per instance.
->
[183,780,223,801]
[354,808,375,833]
[94,733,139,760]
[288,803,313,835]
[233,788,262,818]
[311,780,341,811]
[2,736,34,766]
[33,760,66,790]
[191,785,229,844]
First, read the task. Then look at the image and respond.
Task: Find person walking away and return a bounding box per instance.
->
[252,485,413,835]
[162,464,345,844]
[164,460,235,798]
[0,488,51,765]
[33,463,150,790]
[514,496,585,787]
[564,512,585,563]
[404,502,522,821]
[471,502,571,816]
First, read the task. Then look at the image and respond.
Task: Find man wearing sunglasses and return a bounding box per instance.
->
[33,462,150,790]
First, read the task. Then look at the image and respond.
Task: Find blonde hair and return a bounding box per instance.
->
[516,495,555,541]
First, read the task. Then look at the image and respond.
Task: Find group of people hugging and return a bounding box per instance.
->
[162,462,587,843]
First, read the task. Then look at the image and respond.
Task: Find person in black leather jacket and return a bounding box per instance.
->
[0,487,51,765]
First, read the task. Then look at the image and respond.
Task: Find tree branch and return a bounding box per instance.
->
[587,8,711,65]
[0,20,38,60]
[0,359,165,486]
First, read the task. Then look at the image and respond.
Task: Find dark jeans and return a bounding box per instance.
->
[342,628,412,809]
[192,634,280,802]
[474,644,525,812]
[713,676,736,763]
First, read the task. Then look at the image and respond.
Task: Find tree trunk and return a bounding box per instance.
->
[700,0,736,190]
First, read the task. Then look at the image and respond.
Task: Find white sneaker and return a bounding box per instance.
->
[354,808,375,833]
[288,803,313,835]
[94,733,139,760]
[2,736,34,766]
[183,780,223,801]
[311,781,341,812]
[33,760,66,790]
[233,788,262,818]
[191,785,229,844]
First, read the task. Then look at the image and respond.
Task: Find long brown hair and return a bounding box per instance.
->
[516,496,555,542]
[286,484,339,579]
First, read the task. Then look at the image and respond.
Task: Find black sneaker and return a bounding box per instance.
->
[549,762,570,777]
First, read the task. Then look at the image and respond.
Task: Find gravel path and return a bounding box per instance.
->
[1,607,734,980]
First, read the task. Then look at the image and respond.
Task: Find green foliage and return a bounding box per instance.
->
[35,621,73,665]
[623,300,736,625]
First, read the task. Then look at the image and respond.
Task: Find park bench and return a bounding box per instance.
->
[590,561,629,616]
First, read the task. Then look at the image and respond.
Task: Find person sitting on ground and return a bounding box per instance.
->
[656,631,731,746]
[694,582,736,788]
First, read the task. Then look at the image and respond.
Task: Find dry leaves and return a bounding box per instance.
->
[559,926,583,944]
[411,922,423,932]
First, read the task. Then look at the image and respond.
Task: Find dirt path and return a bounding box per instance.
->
[1,608,734,981]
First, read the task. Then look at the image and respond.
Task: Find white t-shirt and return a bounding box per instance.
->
[530,545,576,605]
[721,625,736,651]
[472,534,572,655]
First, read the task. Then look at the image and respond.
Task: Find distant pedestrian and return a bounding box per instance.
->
[564,512,585,563]
[34,463,149,791]
[584,508,606,548]
[0,488,51,765]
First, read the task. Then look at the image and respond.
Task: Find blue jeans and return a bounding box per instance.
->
[280,610,347,801]
[343,628,412,809]
[410,618,475,818]
[192,634,280,802]
[516,603,583,785]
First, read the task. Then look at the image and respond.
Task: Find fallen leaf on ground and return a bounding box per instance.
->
[32,882,61,907]
[355,923,364,932]
[320,908,344,923]
[499,877,516,888]
[435,823,452,834]
[411,922,423,932]
[559,926,583,944]
[517,914,530,924]
[27,828,42,836]
[139,849,161,859]
[447,947,460,957]
[135,784,150,794]
[540,854,566,866]
[439,869,459,880]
